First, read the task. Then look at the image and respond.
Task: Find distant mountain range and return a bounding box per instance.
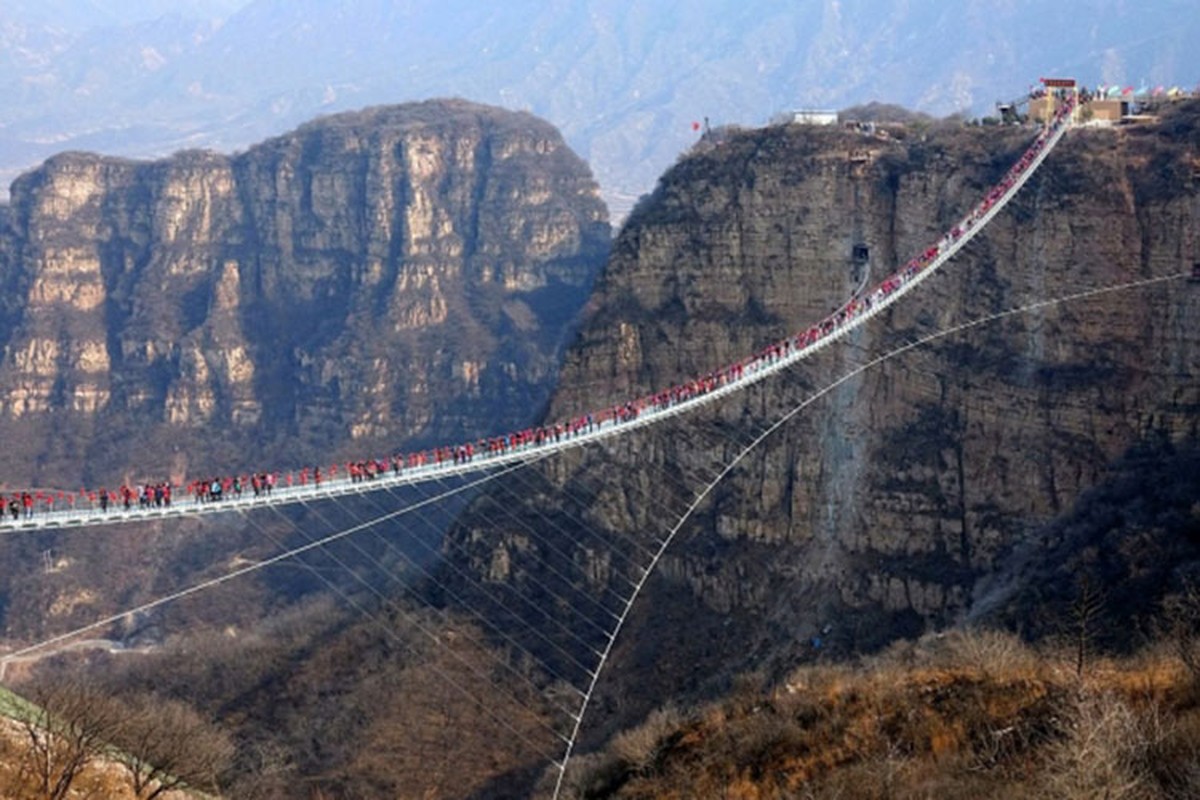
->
[3,0,1199,216]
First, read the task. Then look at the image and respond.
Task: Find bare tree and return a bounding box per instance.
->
[1040,691,1158,800]
[15,680,120,800]
[1071,575,1105,680]
[1161,576,1200,683]
[108,694,234,800]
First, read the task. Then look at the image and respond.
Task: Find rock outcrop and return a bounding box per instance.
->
[0,99,610,488]
[441,103,1200,731]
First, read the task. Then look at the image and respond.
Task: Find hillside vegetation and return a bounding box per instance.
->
[564,628,1200,799]
[0,680,228,799]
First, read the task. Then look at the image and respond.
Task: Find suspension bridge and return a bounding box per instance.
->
[0,98,1075,534]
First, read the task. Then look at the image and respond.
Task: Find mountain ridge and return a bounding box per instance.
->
[3,0,1199,217]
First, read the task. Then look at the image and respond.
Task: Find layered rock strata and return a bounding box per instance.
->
[0,99,610,487]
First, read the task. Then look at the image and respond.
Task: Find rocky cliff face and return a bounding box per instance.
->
[0,99,610,488]
[442,104,1200,731]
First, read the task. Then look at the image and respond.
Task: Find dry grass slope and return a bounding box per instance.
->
[563,629,1200,800]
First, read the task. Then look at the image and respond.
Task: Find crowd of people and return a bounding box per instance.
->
[189,472,279,503]
[1,98,1075,525]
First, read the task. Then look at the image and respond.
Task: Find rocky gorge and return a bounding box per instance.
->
[0,98,1198,798]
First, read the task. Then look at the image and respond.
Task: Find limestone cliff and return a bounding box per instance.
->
[441,104,1200,728]
[0,100,610,487]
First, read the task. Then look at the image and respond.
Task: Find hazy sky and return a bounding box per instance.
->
[87,0,252,24]
[2,0,1198,211]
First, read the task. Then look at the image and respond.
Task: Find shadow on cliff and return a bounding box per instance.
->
[972,431,1200,649]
